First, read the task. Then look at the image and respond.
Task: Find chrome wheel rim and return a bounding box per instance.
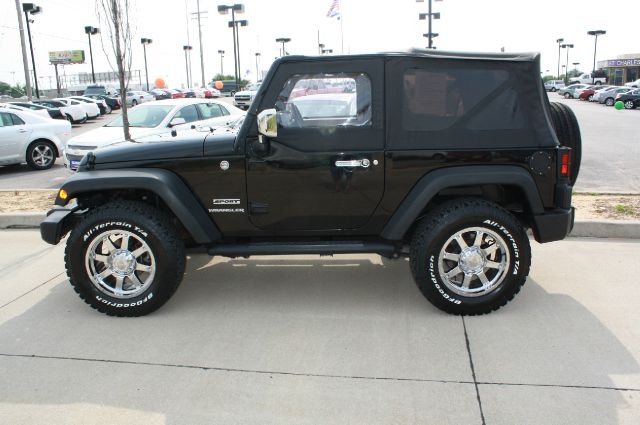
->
[32,144,54,167]
[85,230,156,299]
[625,101,634,109]
[437,226,510,297]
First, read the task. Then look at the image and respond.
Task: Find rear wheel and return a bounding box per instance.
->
[588,95,594,101]
[26,140,56,170]
[551,87,557,92]
[605,98,615,106]
[65,201,186,316]
[564,92,571,99]
[549,102,582,186]
[410,198,531,315]
[131,99,138,107]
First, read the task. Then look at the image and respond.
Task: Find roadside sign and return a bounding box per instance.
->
[49,50,85,65]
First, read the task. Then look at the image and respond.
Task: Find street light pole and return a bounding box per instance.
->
[572,62,580,77]
[587,30,606,84]
[255,52,260,81]
[22,3,42,98]
[218,50,225,76]
[84,26,99,84]
[218,4,245,90]
[556,38,564,80]
[561,43,573,85]
[276,37,291,57]
[141,38,152,91]
[14,0,32,100]
[418,0,442,49]
[183,45,192,87]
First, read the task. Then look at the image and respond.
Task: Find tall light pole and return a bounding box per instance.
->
[229,19,248,85]
[195,0,207,87]
[556,38,564,80]
[255,52,261,81]
[587,30,606,84]
[141,38,152,91]
[418,0,442,50]
[561,43,573,85]
[14,0,32,100]
[84,26,99,84]
[183,45,193,87]
[218,50,225,76]
[218,4,245,90]
[276,37,291,57]
[22,3,42,98]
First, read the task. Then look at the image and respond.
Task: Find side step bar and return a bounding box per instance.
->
[207,241,397,258]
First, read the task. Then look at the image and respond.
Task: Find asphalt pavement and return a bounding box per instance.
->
[0,96,638,193]
[0,231,638,424]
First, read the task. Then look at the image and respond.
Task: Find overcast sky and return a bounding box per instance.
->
[1,0,639,89]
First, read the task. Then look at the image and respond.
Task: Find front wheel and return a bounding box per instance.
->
[65,201,186,316]
[131,100,138,107]
[551,87,557,92]
[624,100,635,109]
[564,93,571,99]
[410,198,531,315]
[26,140,56,170]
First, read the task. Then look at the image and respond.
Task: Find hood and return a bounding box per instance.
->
[82,129,238,169]
[67,126,159,148]
[235,90,256,97]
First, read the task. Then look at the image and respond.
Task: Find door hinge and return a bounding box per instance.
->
[250,202,269,215]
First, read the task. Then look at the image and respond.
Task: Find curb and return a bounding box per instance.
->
[0,213,639,240]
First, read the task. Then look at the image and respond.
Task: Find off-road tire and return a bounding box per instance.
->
[65,201,186,317]
[410,198,531,315]
[26,140,56,170]
[549,102,582,186]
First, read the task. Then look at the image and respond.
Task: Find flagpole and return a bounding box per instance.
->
[340,13,344,54]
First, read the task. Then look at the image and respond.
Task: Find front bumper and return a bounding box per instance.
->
[40,208,77,245]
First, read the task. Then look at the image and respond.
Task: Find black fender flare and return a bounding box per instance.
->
[56,168,221,244]
[381,165,544,241]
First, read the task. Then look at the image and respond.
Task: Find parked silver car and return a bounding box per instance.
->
[126,90,155,107]
[594,86,631,106]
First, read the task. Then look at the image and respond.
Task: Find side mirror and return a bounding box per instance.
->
[257,108,277,138]
[169,117,186,127]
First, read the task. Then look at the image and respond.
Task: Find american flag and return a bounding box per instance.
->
[326,0,340,19]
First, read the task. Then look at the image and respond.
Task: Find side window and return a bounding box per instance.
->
[11,114,25,125]
[0,113,13,127]
[275,72,371,128]
[196,103,223,119]
[219,104,230,116]
[173,104,200,123]
[402,67,509,131]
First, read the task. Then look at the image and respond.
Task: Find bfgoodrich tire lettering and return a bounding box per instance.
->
[410,198,531,315]
[65,201,185,316]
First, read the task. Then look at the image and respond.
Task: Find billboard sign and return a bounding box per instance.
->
[598,58,640,69]
[49,50,85,65]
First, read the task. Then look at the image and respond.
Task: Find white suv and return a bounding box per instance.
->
[544,80,565,92]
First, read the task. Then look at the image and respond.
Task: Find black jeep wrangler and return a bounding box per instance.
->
[41,51,580,317]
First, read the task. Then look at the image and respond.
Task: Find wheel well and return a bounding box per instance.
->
[28,138,59,158]
[404,184,531,242]
[75,189,193,244]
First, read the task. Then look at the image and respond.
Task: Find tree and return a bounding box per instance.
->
[96,0,133,141]
[0,81,26,98]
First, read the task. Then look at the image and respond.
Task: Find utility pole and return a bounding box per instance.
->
[195,0,206,87]
[14,0,32,100]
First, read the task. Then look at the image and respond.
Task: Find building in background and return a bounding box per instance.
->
[598,54,640,85]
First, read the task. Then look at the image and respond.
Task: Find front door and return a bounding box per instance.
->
[246,59,385,232]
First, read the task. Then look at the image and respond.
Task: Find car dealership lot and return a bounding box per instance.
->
[0,230,638,424]
[0,96,638,193]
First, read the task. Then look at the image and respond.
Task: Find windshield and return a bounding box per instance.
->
[246,84,261,91]
[106,105,174,128]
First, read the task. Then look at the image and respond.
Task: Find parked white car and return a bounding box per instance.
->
[70,96,108,115]
[233,83,261,110]
[625,79,640,88]
[0,103,51,120]
[34,99,87,124]
[127,90,155,106]
[0,108,71,169]
[544,80,565,92]
[55,98,100,120]
[64,98,245,170]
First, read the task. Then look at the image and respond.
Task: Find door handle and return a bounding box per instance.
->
[18,129,28,133]
[335,159,371,168]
